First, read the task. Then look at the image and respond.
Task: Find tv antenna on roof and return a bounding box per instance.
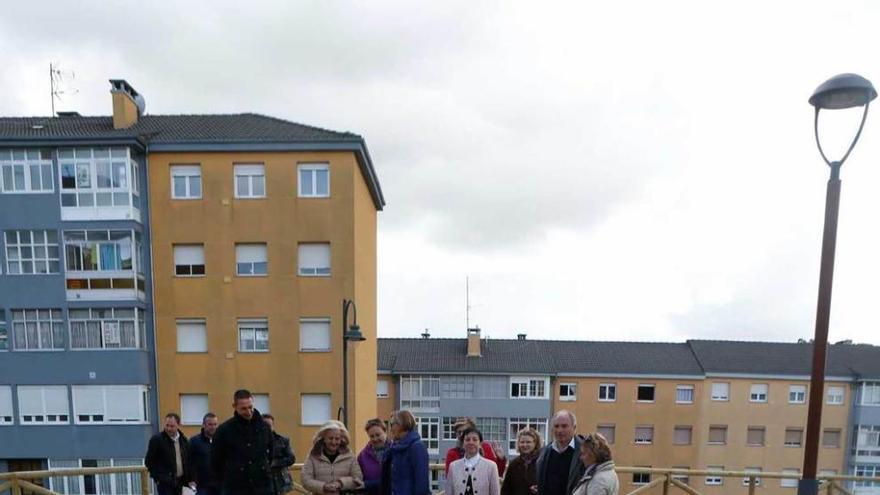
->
[50,62,78,116]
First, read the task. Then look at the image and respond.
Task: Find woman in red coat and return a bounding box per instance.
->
[444,418,507,476]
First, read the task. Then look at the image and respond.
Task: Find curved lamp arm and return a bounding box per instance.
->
[814,102,871,169]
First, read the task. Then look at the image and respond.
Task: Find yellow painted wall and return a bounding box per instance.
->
[376,373,396,422]
[148,151,378,458]
[552,376,849,495]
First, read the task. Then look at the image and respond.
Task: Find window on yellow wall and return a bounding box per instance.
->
[559,383,577,401]
[377,380,389,399]
[298,164,330,198]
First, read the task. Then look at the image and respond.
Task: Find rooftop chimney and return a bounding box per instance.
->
[517,333,527,341]
[109,79,145,129]
[467,327,481,357]
[421,329,431,339]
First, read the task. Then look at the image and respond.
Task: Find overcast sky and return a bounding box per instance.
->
[2,1,879,344]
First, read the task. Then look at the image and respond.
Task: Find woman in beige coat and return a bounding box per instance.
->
[572,432,619,495]
[301,420,364,494]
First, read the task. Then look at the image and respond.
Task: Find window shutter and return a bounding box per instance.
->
[300,320,330,351]
[301,394,331,425]
[177,321,207,352]
[298,244,330,271]
[106,386,143,421]
[236,244,267,263]
[174,245,204,265]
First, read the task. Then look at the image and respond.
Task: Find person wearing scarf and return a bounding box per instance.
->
[571,432,619,495]
[501,428,542,495]
[446,427,501,495]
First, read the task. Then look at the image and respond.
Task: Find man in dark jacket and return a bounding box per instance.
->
[536,410,584,495]
[211,389,274,495]
[145,413,195,495]
[189,412,220,495]
[263,413,296,494]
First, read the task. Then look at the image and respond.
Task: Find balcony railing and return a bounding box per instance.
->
[1,464,877,495]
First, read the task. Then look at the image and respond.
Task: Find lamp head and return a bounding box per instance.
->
[809,73,877,110]
[344,324,366,342]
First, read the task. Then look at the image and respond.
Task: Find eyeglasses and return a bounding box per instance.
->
[577,434,594,443]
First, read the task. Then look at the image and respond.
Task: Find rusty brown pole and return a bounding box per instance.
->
[801,161,841,486]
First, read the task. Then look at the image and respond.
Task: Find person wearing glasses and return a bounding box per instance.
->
[381,410,430,495]
[572,433,618,495]
[445,427,501,495]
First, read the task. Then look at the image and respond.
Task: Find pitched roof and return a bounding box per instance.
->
[687,340,880,378]
[0,114,385,208]
[377,337,880,379]
[378,338,703,376]
[0,114,359,142]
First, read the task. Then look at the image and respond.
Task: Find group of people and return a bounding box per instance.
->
[145,389,294,495]
[145,391,617,495]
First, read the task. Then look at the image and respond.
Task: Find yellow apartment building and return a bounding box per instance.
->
[377,335,879,494]
[145,113,383,453]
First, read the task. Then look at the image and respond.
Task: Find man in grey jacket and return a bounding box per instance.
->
[537,410,585,495]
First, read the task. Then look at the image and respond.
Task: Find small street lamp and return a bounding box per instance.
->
[800,73,876,495]
[341,298,366,428]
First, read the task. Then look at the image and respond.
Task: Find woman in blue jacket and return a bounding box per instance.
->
[381,410,430,495]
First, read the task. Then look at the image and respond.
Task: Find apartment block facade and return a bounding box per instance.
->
[0,83,157,492]
[378,333,880,495]
[0,79,383,490]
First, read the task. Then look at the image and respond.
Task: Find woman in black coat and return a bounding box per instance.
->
[264,414,296,494]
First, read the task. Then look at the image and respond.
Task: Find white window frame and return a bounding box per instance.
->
[173,244,205,277]
[415,416,440,454]
[180,394,209,425]
[49,458,146,495]
[0,386,13,424]
[827,386,845,405]
[559,382,577,402]
[676,384,695,404]
[235,243,268,277]
[637,384,656,402]
[789,384,807,404]
[72,385,149,424]
[176,319,207,353]
[301,394,331,426]
[634,425,654,445]
[476,417,507,444]
[508,417,548,455]
[238,318,269,353]
[0,310,7,351]
[170,164,202,200]
[298,163,330,198]
[510,377,549,399]
[0,149,54,194]
[376,380,389,399]
[860,382,880,406]
[5,230,61,275]
[234,163,266,199]
[58,147,138,211]
[299,318,331,352]
[297,243,331,277]
[442,417,457,440]
[11,308,65,351]
[705,466,724,486]
[632,470,652,486]
[18,385,70,424]
[400,375,440,412]
[855,425,880,458]
[598,383,617,402]
[69,307,145,350]
[711,382,730,401]
[750,383,769,403]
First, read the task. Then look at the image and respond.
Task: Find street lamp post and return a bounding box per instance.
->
[800,73,876,495]
[341,298,366,428]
